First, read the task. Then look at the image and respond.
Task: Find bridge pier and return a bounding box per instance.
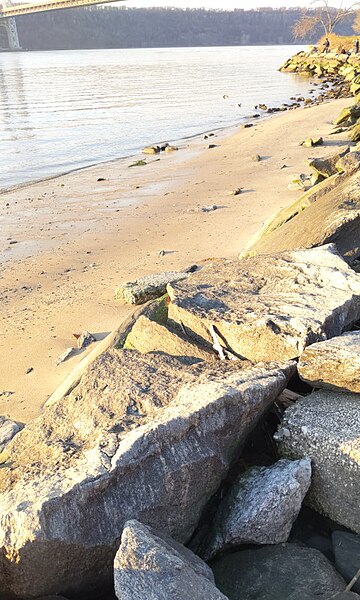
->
[0,16,21,49]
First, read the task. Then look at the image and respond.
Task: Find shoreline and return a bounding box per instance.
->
[0,93,352,422]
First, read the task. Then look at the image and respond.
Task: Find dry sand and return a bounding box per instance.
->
[0,96,351,422]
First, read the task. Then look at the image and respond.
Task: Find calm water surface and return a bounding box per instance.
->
[0,46,312,189]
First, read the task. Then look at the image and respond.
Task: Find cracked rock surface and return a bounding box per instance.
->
[168,245,360,362]
[0,349,293,597]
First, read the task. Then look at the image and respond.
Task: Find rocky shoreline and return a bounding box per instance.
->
[1,50,360,599]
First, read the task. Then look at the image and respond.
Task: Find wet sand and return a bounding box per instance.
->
[0,96,351,422]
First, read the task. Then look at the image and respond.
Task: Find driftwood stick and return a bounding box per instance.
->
[209,324,226,360]
[345,566,360,592]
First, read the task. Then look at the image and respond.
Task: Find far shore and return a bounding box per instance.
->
[0,94,351,422]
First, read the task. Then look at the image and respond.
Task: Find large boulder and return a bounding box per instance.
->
[240,173,343,259]
[0,350,294,597]
[239,171,360,263]
[0,416,23,453]
[298,331,360,393]
[308,145,349,178]
[333,104,360,126]
[113,520,228,600]
[211,543,346,600]
[124,315,216,362]
[199,458,311,560]
[333,531,360,594]
[168,245,360,362]
[276,390,360,534]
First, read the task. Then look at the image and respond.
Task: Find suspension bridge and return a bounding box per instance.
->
[0,0,126,50]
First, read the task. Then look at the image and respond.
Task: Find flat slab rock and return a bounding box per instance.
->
[0,349,294,598]
[168,245,360,362]
[298,331,360,393]
[276,390,360,534]
[239,169,360,262]
[199,458,311,560]
[212,543,346,600]
[114,520,227,600]
[115,271,189,304]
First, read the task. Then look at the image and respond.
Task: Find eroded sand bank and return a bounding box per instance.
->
[0,97,351,421]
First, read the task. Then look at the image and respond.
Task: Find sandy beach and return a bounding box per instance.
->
[0,95,351,422]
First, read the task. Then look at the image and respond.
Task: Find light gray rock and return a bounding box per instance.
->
[200,458,311,560]
[212,543,346,600]
[276,390,360,533]
[115,271,189,305]
[114,520,228,600]
[298,331,360,393]
[0,350,294,597]
[0,415,23,453]
[333,531,360,594]
[168,245,360,362]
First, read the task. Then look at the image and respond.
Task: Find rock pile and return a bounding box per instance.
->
[1,51,360,600]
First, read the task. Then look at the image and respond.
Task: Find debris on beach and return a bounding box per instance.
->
[74,331,96,350]
[199,205,221,212]
[142,145,160,155]
[55,347,76,365]
[300,137,324,148]
[252,154,262,161]
[128,159,147,168]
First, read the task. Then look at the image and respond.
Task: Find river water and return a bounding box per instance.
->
[0,45,312,190]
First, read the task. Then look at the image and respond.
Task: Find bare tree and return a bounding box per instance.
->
[292,0,358,39]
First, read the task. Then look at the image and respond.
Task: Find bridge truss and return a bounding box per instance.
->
[0,0,126,49]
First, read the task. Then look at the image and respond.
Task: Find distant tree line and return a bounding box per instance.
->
[13,7,355,51]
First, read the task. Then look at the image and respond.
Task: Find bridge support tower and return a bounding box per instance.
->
[0,1,21,50]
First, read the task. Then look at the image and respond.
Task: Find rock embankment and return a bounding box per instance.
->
[1,49,360,600]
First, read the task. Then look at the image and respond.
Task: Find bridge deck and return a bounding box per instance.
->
[0,0,125,18]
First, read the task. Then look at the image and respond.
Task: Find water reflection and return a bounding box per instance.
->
[0,46,312,190]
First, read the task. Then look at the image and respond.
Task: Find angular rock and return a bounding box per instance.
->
[212,544,346,600]
[333,104,360,126]
[350,122,360,142]
[309,145,349,178]
[276,390,360,534]
[124,315,216,362]
[301,137,323,148]
[0,416,23,453]
[336,151,360,176]
[76,331,96,349]
[298,331,360,393]
[333,531,360,594]
[114,520,228,600]
[115,271,189,305]
[239,171,360,263]
[168,245,360,362]
[0,350,294,597]
[199,458,311,560]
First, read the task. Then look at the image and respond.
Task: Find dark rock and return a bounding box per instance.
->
[212,544,345,600]
[333,531,360,593]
